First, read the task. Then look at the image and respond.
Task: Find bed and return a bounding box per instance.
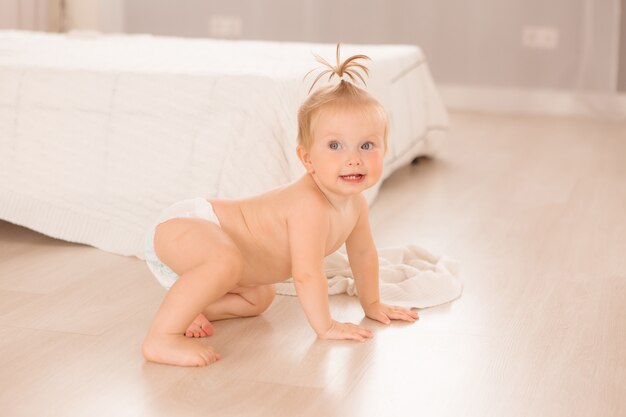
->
[0,30,449,258]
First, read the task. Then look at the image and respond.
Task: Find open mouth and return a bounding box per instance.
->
[339,174,365,183]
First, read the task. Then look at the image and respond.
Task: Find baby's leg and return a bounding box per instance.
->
[202,284,276,321]
[184,285,274,338]
[142,218,243,367]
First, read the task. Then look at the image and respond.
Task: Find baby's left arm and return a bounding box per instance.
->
[345,196,419,324]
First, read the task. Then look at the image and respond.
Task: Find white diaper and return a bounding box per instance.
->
[143,197,221,289]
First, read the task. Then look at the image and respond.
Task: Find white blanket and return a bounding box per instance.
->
[275,245,462,308]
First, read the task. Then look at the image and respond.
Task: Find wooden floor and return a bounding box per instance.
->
[1,111,625,417]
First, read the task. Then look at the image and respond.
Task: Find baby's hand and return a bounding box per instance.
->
[318,320,373,342]
[364,302,419,324]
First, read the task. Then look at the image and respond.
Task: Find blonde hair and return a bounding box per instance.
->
[297,44,389,152]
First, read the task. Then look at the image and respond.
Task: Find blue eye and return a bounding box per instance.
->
[361,142,374,150]
[329,142,340,150]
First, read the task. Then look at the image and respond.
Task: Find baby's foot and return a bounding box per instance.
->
[142,333,220,367]
[185,313,214,338]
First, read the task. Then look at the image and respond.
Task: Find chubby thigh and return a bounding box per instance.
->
[154,217,244,287]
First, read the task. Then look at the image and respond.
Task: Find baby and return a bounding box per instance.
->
[142,45,419,367]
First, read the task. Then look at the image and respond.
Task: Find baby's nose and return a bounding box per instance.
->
[346,156,362,166]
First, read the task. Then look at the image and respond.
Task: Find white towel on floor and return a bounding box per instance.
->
[275,245,462,308]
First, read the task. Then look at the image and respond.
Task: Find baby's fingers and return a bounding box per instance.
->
[367,310,392,325]
[387,307,419,322]
[322,322,373,342]
[345,324,373,341]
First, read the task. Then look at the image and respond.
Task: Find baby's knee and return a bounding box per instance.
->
[257,285,276,310]
[245,285,276,315]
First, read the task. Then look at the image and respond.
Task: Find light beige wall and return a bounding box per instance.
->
[0,0,19,28]
[123,0,622,93]
[0,0,50,30]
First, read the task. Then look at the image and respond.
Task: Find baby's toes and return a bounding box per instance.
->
[184,325,200,338]
[184,314,214,338]
[199,348,220,365]
[201,321,214,336]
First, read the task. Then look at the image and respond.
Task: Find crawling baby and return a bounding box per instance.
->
[142,44,418,367]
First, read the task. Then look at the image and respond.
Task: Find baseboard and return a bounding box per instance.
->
[439,84,626,120]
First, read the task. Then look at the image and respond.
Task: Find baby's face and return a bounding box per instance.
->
[302,104,386,196]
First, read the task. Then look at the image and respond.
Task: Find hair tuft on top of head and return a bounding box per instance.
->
[304,43,371,94]
[297,43,388,153]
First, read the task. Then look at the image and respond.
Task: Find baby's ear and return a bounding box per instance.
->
[296,145,315,173]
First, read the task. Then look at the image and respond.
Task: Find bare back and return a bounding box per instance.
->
[209,174,363,286]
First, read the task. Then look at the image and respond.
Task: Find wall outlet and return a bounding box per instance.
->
[209,15,242,38]
[522,26,559,50]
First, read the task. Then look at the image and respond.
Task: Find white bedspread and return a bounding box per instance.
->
[0,31,449,258]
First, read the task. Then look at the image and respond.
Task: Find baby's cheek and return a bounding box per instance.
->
[368,155,384,178]
[368,164,383,182]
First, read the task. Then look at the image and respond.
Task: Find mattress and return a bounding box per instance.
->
[0,30,449,258]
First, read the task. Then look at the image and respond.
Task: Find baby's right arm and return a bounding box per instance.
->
[287,197,373,342]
